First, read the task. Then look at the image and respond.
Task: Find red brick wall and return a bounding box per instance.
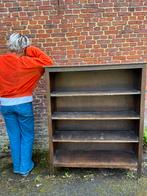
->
[0,0,147,149]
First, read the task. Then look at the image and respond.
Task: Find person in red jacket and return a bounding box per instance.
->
[0,33,53,176]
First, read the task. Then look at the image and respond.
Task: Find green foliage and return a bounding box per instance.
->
[34,175,42,183]
[62,171,71,178]
[1,143,9,153]
[144,128,147,143]
[126,171,136,179]
[33,149,49,168]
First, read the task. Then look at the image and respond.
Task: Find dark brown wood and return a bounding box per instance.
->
[45,70,54,174]
[53,95,140,113]
[45,63,144,72]
[56,142,135,151]
[55,120,139,132]
[50,70,141,93]
[51,90,141,97]
[54,150,137,169]
[53,130,139,143]
[45,63,146,175]
[52,111,140,120]
[138,65,146,176]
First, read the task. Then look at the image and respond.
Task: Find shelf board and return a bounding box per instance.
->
[54,150,137,169]
[53,130,139,143]
[52,111,140,120]
[51,90,141,97]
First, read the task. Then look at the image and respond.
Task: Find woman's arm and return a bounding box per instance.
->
[25,46,53,65]
[19,46,53,68]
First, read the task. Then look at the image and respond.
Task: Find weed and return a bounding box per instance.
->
[126,171,136,179]
[1,143,9,153]
[144,128,147,144]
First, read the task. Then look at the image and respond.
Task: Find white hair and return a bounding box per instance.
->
[8,33,31,52]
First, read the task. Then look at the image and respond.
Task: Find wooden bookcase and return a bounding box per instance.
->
[45,63,146,175]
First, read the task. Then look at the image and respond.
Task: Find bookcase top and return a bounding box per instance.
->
[45,63,146,72]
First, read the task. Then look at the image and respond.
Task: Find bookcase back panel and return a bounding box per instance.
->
[51,69,141,92]
[54,120,139,132]
[46,64,145,174]
[55,143,135,152]
[53,95,140,113]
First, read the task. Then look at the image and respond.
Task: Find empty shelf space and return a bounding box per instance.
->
[54,150,137,169]
[53,130,139,143]
[45,65,145,174]
[52,111,140,120]
[51,89,141,97]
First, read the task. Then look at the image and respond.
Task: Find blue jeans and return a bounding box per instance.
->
[1,102,34,174]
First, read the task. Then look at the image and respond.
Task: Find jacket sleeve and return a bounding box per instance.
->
[21,46,53,67]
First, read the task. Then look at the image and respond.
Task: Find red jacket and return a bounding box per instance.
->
[0,46,53,98]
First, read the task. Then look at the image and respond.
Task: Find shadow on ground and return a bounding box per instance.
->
[0,150,147,196]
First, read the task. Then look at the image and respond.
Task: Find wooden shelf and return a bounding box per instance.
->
[54,150,137,169]
[51,90,141,97]
[53,130,139,143]
[52,111,140,120]
[45,64,145,175]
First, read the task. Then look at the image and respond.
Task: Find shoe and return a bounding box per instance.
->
[13,170,20,174]
[21,172,30,177]
[20,162,35,177]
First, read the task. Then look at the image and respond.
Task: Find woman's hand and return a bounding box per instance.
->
[16,48,26,57]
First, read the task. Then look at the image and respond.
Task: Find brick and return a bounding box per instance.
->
[9,7,22,12]
[127,55,141,60]
[113,56,126,61]
[0,0,147,150]
[0,7,8,12]
[28,25,43,29]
